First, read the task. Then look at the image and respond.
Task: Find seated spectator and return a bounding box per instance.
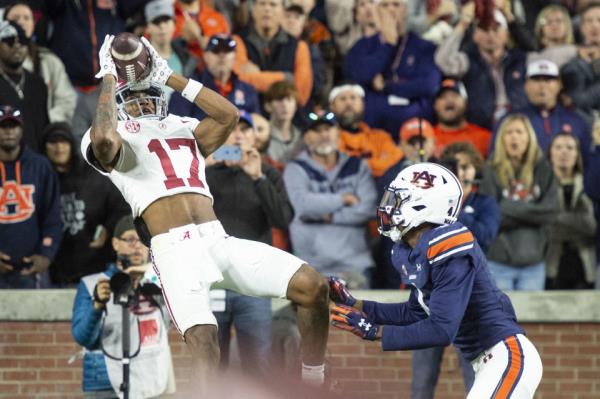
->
[432,78,492,158]
[325,0,378,57]
[233,0,313,107]
[562,2,600,123]
[329,83,403,177]
[205,112,293,377]
[374,117,437,288]
[41,123,130,287]
[173,0,230,60]
[435,3,528,130]
[345,0,441,139]
[145,0,198,102]
[263,80,304,164]
[480,114,559,291]
[584,119,600,288]
[412,140,500,399]
[4,1,77,124]
[72,215,173,398]
[546,133,596,289]
[0,105,61,289]
[169,34,259,118]
[497,60,590,153]
[282,4,328,106]
[283,112,377,288]
[0,20,49,152]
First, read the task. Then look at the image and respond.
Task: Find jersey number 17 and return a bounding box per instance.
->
[148,138,205,190]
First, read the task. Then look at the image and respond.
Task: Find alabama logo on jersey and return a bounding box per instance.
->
[0,181,36,223]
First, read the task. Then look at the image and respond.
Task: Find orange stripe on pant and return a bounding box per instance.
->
[427,231,474,260]
[494,336,524,398]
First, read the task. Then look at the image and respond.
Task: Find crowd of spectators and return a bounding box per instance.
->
[2,0,600,390]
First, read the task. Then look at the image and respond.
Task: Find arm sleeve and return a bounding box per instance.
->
[508,21,538,51]
[255,165,294,229]
[380,257,475,351]
[283,162,345,219]
[46,52,77,123]
[331,161,378,225]
[71,282,104,349]
[344,36,396,85]
[293,41,313,106]
[36,165,62,260]
[434,28,470,78]
[362,290,426,326]
[584,149,600,200]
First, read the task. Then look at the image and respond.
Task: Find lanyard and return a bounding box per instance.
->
[0,70,25,99]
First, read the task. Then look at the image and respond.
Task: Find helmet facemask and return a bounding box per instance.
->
[377,185,416,242]
[115,81,167,121]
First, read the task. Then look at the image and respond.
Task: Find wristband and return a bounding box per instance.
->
[182,79,204,102]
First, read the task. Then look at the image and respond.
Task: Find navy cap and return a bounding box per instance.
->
[239,110,254,128]
[305,111,336,133]
[0,105,23,125]
[205,34,237,53]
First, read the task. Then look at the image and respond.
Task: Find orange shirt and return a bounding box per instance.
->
[173,1,230,59]
[338,122,404,177]
[232,34,313,107]
[433,123,492,159]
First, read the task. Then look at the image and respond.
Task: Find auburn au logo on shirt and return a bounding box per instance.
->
[0,181,35,223]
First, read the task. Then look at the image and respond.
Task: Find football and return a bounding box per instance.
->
[110,32,152,82]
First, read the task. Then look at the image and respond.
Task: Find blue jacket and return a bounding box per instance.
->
[71,264,118,392]
[345,33,441,140]
[0,146,62,268]
[47,1,147,87]
[457,191,500,253]
[462,46,528,130]
[584,146,600,258]
[494,103,591,156]
[169,69,260,120]
[363,223,524,361]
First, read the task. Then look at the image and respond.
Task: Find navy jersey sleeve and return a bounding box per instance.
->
[362,289,428,326]
[380,256,476,351]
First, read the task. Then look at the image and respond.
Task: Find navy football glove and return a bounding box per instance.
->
[331,304,380,341]
[327,276,356,306]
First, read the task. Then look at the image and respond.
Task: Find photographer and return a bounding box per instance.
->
[71,215,173,399]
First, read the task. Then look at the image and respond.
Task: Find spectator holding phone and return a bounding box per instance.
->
[205,111,294,377]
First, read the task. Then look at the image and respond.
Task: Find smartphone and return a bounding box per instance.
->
[212,145,242,162]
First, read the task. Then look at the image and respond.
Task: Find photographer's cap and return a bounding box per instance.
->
[114,215,135,237]
[527,59,559,79]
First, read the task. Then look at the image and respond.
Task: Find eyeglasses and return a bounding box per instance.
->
[118,237,142,246]
[1,35,29,47]
[308,112,335,122]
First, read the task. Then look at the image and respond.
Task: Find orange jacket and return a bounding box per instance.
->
[173,1,230,59]
[232,34,313,107]
[433,123,492,159]
[338,122,404,177]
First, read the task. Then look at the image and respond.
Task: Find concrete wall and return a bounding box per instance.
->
[1,290,599,399]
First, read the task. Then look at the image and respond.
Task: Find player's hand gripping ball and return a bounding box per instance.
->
[110,32,152,82]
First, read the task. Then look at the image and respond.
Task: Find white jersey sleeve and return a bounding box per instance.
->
[80,115,212,216]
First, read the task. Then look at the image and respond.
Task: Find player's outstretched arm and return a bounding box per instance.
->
[90,75,122,171]
[167,73,239,157]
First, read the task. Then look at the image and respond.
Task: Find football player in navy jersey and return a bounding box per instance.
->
[329,162,543,398]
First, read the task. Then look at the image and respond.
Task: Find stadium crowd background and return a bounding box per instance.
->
[1,0,600,397]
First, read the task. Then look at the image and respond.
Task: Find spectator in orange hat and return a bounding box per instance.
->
[433,78,492,159]
[173,0,230,60]
[330,84,403,177]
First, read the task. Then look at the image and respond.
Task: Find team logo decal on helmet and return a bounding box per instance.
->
[377,163,463,242]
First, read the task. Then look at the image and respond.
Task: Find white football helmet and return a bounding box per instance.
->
[377,162,463,242]
[115,81,167,121]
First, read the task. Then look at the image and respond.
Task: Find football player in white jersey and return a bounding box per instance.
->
[82,35,330,392]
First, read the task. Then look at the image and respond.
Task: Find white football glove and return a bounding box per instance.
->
[95,34,117,80]
[140,37,174,86]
